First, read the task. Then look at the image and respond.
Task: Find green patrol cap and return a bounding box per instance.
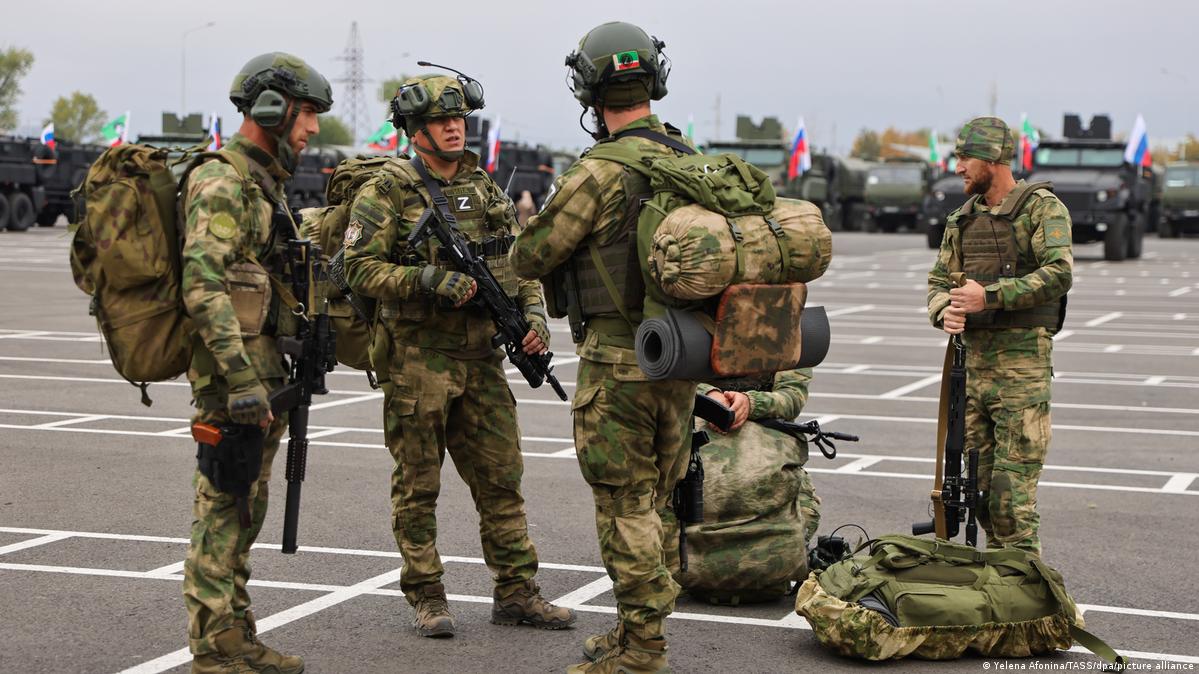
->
[954,116,1016,164]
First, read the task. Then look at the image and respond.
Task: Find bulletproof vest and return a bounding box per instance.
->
[952,181,1063,330]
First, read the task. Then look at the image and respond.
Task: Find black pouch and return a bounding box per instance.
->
[196,423,265,497]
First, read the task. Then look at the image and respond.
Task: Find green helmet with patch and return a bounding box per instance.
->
[229,52,333,116]
[566,21,670,108]
[954,116,1016,164]
[388,74,484,135]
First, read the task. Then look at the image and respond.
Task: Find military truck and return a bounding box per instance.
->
[793,153,872,230]
[861,159,930,233]
[1160,162,1199,237]
[921,168,968,248]
[490,141,555,205]
[0,135,48,231]
[1028,114,1156,261]
[704,116,789,190]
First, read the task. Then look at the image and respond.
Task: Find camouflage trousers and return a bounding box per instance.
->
[966,366,1052,555]
[798,467,821,544]
[572,358,695,640]
[382,344,538,600]
[183,378,287,655]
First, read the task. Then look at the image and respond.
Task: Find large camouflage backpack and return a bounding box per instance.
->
[669,419,819,604]
[297,155,391,375]
[585,134,832,306]
[69,144,250,405]
[795,534,1126,667]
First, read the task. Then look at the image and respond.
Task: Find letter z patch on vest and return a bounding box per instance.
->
[209,212,238,240]
[450,194,479,215]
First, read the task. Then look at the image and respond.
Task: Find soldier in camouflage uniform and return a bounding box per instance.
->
[927,116,1073,556]
[510,22,696,674]
[343,71,575,638]
[182,53,332,674]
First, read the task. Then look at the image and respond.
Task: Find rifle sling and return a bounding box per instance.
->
[411,156,461,233]
[932,337,953,539]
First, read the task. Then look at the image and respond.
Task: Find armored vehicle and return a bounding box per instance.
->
[1028,114,1157,261]
[921,169,969,248]
[705,116,789,190]
[861,159,930,233]
[0,135,47,231]
[1160,162,1199,237]
[794,153,872,230]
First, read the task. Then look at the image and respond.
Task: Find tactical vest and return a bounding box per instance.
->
[951,181,1064,330]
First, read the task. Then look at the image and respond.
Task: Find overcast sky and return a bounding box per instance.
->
[5,0,1197,153]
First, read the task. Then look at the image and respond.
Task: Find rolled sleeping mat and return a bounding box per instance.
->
[635,305,831,380]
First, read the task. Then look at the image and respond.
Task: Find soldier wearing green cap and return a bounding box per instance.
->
[343,69,575,639]
[510,21,696,674]
[927,115,1074,556]
[182,52,331,674]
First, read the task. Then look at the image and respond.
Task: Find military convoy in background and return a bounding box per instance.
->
[920,167,969,248]
[861,159,932,233]
[793,154,871,231]
[1160,162,1199,238]
[0,134,104,230]
[705,116,789,191]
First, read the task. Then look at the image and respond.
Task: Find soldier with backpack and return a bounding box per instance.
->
[180,52,331,674]
[510,22,699,674]
[342,69,575,639]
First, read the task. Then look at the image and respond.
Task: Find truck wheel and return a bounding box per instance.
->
[8,192,35,231]
[1126,215,1144,259]
[36,207,60,227]
[1103,215,1127,262]
[927,223,945,249]
[0,192,10,230]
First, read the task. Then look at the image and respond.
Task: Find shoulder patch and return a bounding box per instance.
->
[344,220,363,247]
[1043,220,1071,248]
[209,212,238,240]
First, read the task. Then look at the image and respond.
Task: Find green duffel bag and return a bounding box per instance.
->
[795,535,1125,667]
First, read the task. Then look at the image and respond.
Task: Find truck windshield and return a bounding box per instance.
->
[867,165,924,185]
[1035,147,1125,168]
[1166,167,1199,188]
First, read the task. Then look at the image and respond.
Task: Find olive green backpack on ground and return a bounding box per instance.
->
[69,144,250,405]
[296,155,391,377]
[795,534,1126,668]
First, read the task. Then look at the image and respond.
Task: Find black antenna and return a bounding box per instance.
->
[417,60,474,81]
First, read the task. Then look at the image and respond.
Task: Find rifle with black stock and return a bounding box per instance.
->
[675,394,736,571]
[269,237,337,554]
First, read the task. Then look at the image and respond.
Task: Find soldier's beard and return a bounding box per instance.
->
[966,171,992,196]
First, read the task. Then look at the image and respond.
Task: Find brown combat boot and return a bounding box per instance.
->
[411,582,455,638]
[190,627,258,674]
[566,630,670,674]
[582,624,622,662]
[491,579,577,630]
[234,610,304,673]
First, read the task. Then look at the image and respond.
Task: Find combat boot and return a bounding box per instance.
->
[567,631,669,674]
[190,627,258,674]
[411,582,455,638]
[234,610,304,673]
[582,624,622,662]
[491,579,577,629]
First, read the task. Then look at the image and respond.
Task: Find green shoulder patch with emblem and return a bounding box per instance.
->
[209,212,238,240]
[1043,220,1071,248]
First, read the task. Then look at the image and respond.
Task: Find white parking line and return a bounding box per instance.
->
[1084,312,1123,327]
[1167,286,1193,297]
[878,374,941,399]
[0,532,72,556]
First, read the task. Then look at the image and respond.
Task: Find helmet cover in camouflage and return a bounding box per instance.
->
[568,21,667,107]
[229,52,333,113]
[954,116,1016,164]
[397,74,480,121]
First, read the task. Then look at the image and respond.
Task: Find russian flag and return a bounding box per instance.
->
[485,116,501,174]
[207,113,222,151]
[787,117,811,180]
[40,122,55,150]
[1123,114,1151,167]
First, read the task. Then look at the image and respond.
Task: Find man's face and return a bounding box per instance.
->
[419,116,466,155]
[955,155,994,196]
[287,102,321,155]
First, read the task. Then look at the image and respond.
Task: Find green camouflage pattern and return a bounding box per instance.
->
[572,359,696,639]
[928,181,1072,554]
[229,52,333,113]
[399,74,475,120]
[674,369,819,603]
[710,284,807,376]
[380,345,540,599]
[795,535,1081,660]
[954,116,1017,164]
[571,21,661,107]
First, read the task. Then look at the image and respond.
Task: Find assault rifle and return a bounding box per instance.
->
[269,238,337,554]
[912,333,981,546]
[757,419,859,459]
[675,394,736,571]
[408,207,567,400]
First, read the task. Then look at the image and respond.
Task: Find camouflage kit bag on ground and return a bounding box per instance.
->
[69,143,250,403]
[296,155,392,373]
[794,534,1125,666]
[672,419,815,604]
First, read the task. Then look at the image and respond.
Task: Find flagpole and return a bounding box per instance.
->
[181,22,215,115]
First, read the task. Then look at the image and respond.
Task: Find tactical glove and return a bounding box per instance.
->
[226,367,270,426]
[526,311,549,348]
[419,265,474,305]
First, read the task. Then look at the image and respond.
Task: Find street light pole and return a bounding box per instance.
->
[181,22,216,116]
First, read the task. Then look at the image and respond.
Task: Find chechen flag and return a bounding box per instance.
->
[486,116,501,174]
[101,112,130,147]
[1123,114,1152,167]
[366,120,399,153]
[207,113,222,151]
[40,123,55,150]
[787,117,811,180]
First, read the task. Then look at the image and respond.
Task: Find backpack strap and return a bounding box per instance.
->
[611,127,698,156]
[1070,625,1128,672]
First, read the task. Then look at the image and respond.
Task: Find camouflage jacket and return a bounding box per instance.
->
[927,181,1073,370]
[344,150,544,359]
[698,368,812,421]
[181,134,295,387]
[510,114,691,367]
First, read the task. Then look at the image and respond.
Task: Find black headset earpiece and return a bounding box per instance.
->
[416,60,486,111]
[650,37,669,101]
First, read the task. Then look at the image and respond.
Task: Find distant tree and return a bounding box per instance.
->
[378,75,412,103]
[313,115,354,146]
[851,129,882,161]
[46,92,106,143]
[0,47,35,131]
[1167,135,1199,162]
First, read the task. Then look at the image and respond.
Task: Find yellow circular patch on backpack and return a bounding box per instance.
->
[209,212,238,240]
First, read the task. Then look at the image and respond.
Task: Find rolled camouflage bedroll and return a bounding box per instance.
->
[636,306,830,380]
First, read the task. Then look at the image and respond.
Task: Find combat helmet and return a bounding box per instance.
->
[229,52,333,172]
[565,21,670,109]
[390,63,485,162]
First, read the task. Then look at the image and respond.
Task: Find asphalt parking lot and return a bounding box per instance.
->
[0,227,1195,673]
